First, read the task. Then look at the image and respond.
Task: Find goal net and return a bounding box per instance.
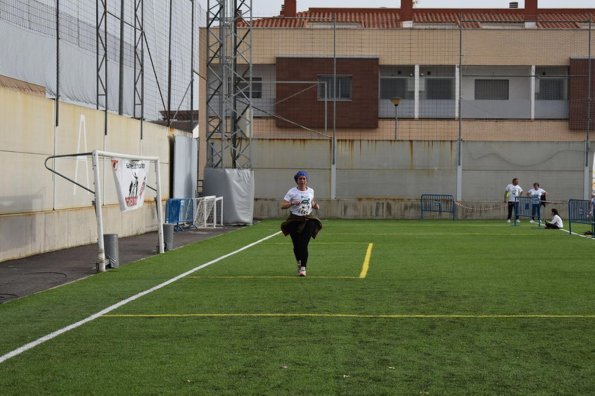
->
[192,196,223,228]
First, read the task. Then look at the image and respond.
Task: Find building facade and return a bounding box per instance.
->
[199,0,595,218]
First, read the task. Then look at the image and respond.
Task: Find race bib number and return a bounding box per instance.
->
[297,199,311,215]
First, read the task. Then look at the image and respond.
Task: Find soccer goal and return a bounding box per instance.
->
[45,150,165,272]
[192,195,223,228]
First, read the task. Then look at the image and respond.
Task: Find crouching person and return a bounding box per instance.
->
[545,208,563,229]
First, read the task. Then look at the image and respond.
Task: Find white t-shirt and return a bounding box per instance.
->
[550,214,563,228]
[528,187,546,204]
[284,187,315,216]
[505,184,523,202]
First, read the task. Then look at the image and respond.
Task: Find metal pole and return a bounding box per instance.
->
[118,0,125,115]
[190,0,195,130]
[394,106,398,140]
[53,0,60,211]
[167,0,173,127]
[96,0,99,111]
[155,159,164,253]
[104,0,108,135]
[248,0,253,169]
[231,0,238,169]
[92,151,106,272]
[585,18,593,199]
[55,0,60,126]
[456,17,463,201]
[219,0,226,168]
[331,14,337,200]
[324,82,328,140]
[140,0,145,139]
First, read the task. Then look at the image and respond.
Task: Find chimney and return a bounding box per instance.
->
[524,0,538,28]
[281,0,296,18]
[401,0,413,28]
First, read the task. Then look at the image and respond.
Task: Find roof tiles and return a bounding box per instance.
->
[244,7,595,29]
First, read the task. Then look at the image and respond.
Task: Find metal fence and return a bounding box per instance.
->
[0,0,203,124]
[217,14,595,202]
[238,15,594,141]
[568,198,595,236]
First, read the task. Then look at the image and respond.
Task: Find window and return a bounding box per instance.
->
[425,78,454,100]
[413,23,458,29]
[318,76,352,100]
[475,79,509,100]
[380,78,412,100]
[481,23,524,29]
[238,77,262,99]
[537,78,565,100]
[309,22,361,29]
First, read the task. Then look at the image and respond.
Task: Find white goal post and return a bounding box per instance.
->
[192,196,224,229]
[45,150,164,272]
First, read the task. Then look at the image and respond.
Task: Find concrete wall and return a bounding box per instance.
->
[199,26,594,221]
[252,138,590,219]
[255,197,511,220]
[0,85,175,262]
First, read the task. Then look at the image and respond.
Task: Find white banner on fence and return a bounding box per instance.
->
[111,158,148,212]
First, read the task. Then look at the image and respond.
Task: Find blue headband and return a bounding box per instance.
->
[294,170,308,182]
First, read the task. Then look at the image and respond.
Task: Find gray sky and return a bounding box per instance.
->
[254,0,593,17]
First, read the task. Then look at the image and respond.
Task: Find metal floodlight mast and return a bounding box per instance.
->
[206,0,253,169]
[133,0,145,139]
[96,0,108,135]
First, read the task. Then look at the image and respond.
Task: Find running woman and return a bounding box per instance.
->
[280,170,322,277]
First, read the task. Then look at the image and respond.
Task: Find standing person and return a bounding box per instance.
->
[280,170,322,277]
[504,178,523,223]
[590,193,595,218]
[545,208,563,229]
[527,182,547,223]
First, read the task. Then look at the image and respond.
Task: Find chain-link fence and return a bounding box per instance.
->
[240,15,594,142]
[0,0,204,123]
[217,14,595,203]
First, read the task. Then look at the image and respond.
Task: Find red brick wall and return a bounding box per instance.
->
[569,58,595,131]
[276,57,379,129]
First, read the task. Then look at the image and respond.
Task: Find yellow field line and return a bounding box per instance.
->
[103,313,595,319]
[188,242,373,280]
[359,243,373,279]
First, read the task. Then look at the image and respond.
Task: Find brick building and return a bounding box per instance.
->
[220,0,595,141]
[198,0,595,214]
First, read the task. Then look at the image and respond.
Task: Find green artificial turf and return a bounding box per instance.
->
[1,220,594,394]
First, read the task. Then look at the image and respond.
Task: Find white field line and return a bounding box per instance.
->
[562,227,595,239]
[0,231,282,365]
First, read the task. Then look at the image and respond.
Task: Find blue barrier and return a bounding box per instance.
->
[420,194,456,220]
[514,196,542,226]
[568,199,594,237]
[165,198,194,230]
